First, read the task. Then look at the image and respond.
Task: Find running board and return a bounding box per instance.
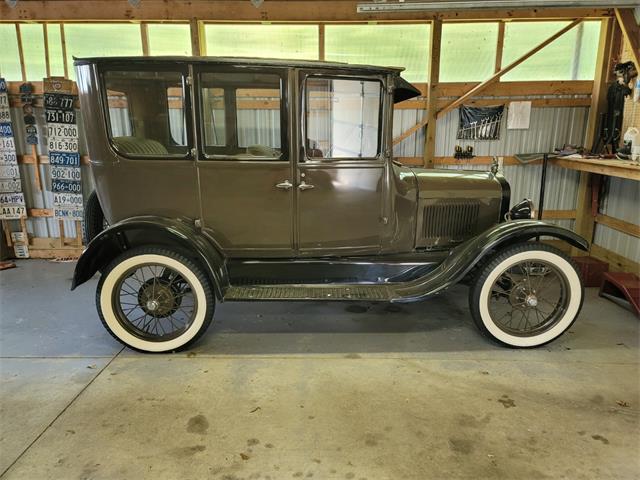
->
[224,284,395,301]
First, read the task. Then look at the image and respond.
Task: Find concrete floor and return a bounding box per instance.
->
[0,260,638,480]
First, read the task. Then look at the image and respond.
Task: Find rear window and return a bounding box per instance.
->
[102,69,189,158]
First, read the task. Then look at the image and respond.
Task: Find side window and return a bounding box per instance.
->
[102,70,189,157]
[200,72,284,159]
[305,77,382,160]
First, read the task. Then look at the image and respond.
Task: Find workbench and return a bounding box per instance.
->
[549,155,640,273]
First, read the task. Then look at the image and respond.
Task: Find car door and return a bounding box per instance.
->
[296,70,389,255]
[194,65,294,257]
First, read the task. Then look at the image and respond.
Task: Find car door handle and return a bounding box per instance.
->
[275,180,293,190]
[298,181,315,191]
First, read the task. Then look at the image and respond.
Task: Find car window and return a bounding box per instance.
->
[200,72,284,160]
[102,69,189,158]
[305,77,382,160]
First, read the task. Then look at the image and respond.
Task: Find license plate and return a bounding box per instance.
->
[0,137,16,150]
[0,79,7,93]
[49,152,80,167]
[44,94,74,110]
[0,165,20,178]
[13,243,30,259]
[51,166,81,181]
[0,123,13,137]
[45,109,76,124]
[0,205,25,219]
[52,179,82,193]
[54,207,83,219]
[0,108,10,123]
[0,192,25,205]
[0,95,8,108]
[0,151,17,164]
[48,137,78,153]
[47,123,78,139]
[0,179,21,192]
[54,192,83,207]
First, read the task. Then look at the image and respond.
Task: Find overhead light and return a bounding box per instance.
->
[128,0,141,7]
[250,0,264,7]
[357,0,639,12]
[5,0,18,7]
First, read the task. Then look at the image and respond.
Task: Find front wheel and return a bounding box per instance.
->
[469,242,583,348]
[97,246,215,353]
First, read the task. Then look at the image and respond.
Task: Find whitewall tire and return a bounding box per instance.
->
[96,247,215,353]
[469,242,583,348]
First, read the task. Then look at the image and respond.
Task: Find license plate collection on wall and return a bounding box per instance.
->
[44,77,83,221]
[0,78,27,221]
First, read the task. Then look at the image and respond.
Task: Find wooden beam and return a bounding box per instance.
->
[495,20,505,73]
[0,2,612,21]
[572,171,595,257]
[585,18,615,150]
[438,19,583,118]
[423,18,441,168]
[190,19,206,56]
[595,214,640,238]
[140,22,150,56]
[15,24,27,82]
[318,23,325,61]
[43,23,51,78]
[60,24,69,79]
[615,8,640,68]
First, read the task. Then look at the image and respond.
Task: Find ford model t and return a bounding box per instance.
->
[72,57,586,353]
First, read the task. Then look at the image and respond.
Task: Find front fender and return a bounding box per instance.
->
[71,216,228,299]
[393,220,587,302]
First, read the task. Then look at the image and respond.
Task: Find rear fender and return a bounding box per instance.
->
[71,216,228,299]
[394,220,587,302]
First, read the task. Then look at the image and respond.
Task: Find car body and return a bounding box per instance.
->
[72,57,587,352]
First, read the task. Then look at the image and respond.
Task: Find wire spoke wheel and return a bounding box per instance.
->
[113,263,198,342]
[98,248,215,353]
[487,259,569,337]
[470,243,583,348]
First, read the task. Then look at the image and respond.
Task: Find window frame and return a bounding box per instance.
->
[99,63,193,161]
[301,73,385,163]
[194,65,289,162]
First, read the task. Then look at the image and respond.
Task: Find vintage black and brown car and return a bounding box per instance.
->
[72,56,586,353]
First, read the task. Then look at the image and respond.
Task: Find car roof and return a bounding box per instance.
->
[73,56,405,74]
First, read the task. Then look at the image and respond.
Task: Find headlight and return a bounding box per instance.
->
[507,199,535,220]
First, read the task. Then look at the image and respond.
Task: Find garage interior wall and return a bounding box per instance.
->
[0,14,638,265]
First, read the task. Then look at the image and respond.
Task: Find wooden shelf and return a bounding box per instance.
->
[549,157,640,181]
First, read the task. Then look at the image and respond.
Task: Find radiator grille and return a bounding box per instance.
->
[422,201,480,244]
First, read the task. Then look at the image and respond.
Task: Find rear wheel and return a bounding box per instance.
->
[97,246,215,353]
[469,242,583,348]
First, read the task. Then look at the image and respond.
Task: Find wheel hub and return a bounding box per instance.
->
[137,279,182,318]
[525,294,538,308]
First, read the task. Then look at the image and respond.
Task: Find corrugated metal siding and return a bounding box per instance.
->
[594,177,640,263]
